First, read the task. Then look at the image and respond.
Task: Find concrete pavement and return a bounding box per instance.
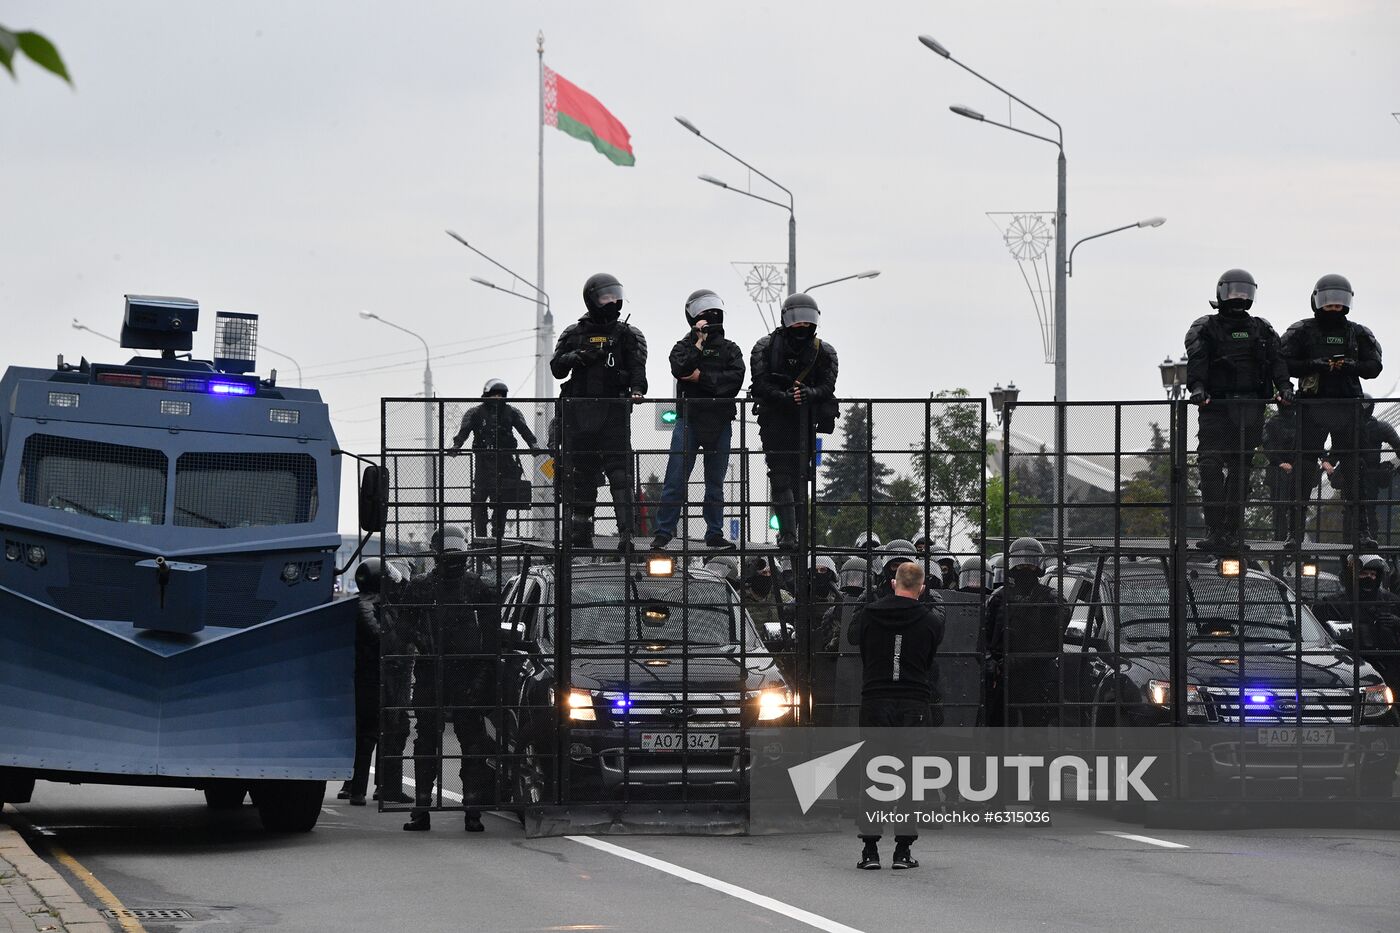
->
[6,784,1400,933]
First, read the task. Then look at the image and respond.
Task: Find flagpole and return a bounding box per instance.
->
[534,30,551,444]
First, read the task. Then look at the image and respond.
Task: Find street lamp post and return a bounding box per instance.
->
[677,116,797,298]
[804,270,881,293]
[1158,356,1189,400]
[446,230,553,445]
[1068,218,1166,277]
[990,381,1020,425]
[921,35,1067,402]
[360,310,434,446]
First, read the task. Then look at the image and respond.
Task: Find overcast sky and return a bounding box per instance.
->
[4,1,1398,524]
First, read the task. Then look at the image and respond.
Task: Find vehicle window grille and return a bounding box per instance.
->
[19,433,168,525]
[174,452,318,528]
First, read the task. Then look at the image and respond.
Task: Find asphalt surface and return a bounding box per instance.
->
[8,782,1400,933]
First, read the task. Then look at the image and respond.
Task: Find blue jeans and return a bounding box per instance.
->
[654,419,732,538]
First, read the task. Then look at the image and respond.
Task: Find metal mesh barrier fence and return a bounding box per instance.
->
[363,396,1399,826]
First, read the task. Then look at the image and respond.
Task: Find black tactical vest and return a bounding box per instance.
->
[1206,315,1266,395]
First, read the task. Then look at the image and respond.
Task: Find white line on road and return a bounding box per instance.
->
[1099,831,1190,849]
[567,835,867,933]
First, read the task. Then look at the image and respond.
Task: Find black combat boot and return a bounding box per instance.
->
[857,840,880,870]
[891,842,919,870]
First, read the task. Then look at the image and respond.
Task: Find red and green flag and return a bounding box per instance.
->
[543,65,635,167]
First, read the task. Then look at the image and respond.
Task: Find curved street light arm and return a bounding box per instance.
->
[1067,221,1164,276]
[257,345,303,386]
[476,281,551,311]
[445,230,548,301]
[804,271,880,292]
[686,130,793,211]
[974,113,1062,150]
[940,53,1063,147]
[709,183,792,213]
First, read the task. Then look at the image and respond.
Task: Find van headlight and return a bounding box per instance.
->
[755,688,795,721]
[1147,679,1205,711]
[566,688,596,722]
[1363,684,1395,718]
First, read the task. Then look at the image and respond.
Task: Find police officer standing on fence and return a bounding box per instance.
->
[750,293,839,550]
[1184,269,1293,552]
[986,537,1067,728]
[449,378,538,541]
[652,289,745,550]
[403,526,500,833]
[550,273,648,551]
[847,561,945,870]
[1281,274,1383,548]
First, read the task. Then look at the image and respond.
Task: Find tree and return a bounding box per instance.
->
[816,403,893,545]
[0,26,70,85]
[1119,422,1172,538]
[911,389,991,548]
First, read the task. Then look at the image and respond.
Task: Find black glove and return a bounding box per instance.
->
[1189,389,1209,406]
[1276,384,1295,405]
[577,346,607,366]
[1309,358,1333,373]
[1334,358,1358,373]
[792,385,808,405]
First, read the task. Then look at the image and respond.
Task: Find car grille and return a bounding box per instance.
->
[1206,687,1358,725]
[600,691,743,728]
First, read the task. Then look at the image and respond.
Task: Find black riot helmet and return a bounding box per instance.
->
[1211,268,1257,312]
[354,557,402,595]
[583,272,626,323]
[1007,536,1046,574]
[431,524,469,552]
[1311,273,1353,314]
[1354,553,1388,593]
[482,377,509,398]
[781,292,820,329]
[958,556,990,592]
[854,531,882,551]
[877,539,917,578]
[1363,393,1375,418]
[839,556,868,595]
[684,289,725,326]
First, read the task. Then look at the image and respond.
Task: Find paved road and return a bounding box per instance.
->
[8,784,1400,933]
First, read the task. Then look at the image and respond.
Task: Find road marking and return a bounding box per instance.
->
[1099,831,1190,849]
[5,808,149,933]
[567,835,867,933]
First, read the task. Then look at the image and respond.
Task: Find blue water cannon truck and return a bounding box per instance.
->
[0,296,361,832]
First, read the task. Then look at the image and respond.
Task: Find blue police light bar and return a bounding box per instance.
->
[209,380,255,396]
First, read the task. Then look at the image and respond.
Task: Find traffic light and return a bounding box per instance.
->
[656,402,678,430]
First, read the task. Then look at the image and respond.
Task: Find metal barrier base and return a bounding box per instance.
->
[522,802,748,838]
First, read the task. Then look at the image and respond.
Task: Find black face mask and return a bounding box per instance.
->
[1218,300,1252,315]
[1359,575,1380,595]
[590,304,622,326]
[748,575,772,597]
[814,571,836,594]
[1009,566,1040,588]
[785,327,815,348]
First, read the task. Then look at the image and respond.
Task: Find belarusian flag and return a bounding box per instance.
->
[543,65,635,167]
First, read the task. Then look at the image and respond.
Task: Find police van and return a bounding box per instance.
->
[0,296,356,832]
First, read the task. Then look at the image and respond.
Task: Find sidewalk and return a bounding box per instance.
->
[0,817,112,933]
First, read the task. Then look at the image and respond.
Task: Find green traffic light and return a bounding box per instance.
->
[661,409,678,425]
[769,513,781,531]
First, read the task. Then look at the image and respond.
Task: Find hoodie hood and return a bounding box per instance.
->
[865,594,930,629]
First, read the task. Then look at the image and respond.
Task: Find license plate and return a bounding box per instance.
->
[1257,727,1335,746]
[640,732,719,751]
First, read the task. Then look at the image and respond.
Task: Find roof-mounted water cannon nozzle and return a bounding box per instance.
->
[121,295,199,356]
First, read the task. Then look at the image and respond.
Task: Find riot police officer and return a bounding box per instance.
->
[750,293,839,550]
[1327,395,1400,546]
[550,273,648,550]
[1280,274,1384,547]
[986,537,1067,727]
[652,289,746,550]
[403,526,500,832]
[1184,269,1293,551]
[343,558,403,806]
[449,378,538,540]
[861,539,941,607]
[1313,554,1400,685]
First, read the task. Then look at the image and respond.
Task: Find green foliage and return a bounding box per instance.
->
[0,25,71,84]
[816,403,891,545]
[911,389,992,548]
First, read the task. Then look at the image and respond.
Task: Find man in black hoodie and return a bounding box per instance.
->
[652,289,746,550]
[1184,269,1293,551]
[847,561,945,871]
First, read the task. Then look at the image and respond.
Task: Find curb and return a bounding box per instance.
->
[0,813,113,933]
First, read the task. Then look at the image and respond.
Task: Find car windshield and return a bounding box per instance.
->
[173,452,318,528]
[19,434,168,524]
[1114,574,1331,643]
[568,577,761,649]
